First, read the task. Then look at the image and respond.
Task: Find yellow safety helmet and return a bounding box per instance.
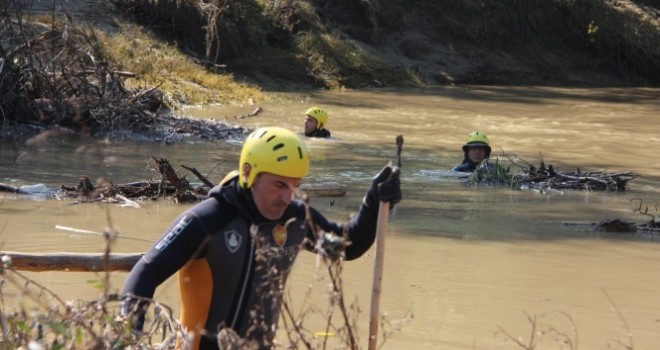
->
[239,127,310,188]
[305,107,328,130]
[462,131,492,156]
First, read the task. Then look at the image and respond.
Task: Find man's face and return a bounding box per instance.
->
[467,146,487,163]
[304,115,319,135]
[251,172,302,220]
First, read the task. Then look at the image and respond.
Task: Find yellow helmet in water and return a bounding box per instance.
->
[462,131,492,157]
[305,107,328,130]
[239,127,310,188]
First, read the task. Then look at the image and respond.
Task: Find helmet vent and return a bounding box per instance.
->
[297,147,303,159]
[272,143,284,151]
[276,155,288,162]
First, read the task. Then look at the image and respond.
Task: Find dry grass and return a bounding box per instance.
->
[293,31,411,89]
[495,288,638,350]
[98,22,264,108]
[114,0,659,87]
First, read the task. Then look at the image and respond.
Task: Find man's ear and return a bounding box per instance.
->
[241,163,251,187]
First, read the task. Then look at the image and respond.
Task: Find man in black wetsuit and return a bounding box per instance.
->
[303,106,331,138]
[452,130,492,172]
[121,127,400,349]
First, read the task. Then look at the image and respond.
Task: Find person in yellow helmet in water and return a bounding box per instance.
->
[120,127,400,349]
[303,106,331,138]
[452,131,492,172]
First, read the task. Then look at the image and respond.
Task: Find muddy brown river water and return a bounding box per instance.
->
[1,86,659,349]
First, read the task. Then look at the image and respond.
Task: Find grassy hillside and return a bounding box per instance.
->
[111,0,660,89]
[3,0,659,115]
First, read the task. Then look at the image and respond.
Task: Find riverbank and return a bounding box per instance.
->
[110,0,660,90]
[15,0,660,92]
[3,0,659,142]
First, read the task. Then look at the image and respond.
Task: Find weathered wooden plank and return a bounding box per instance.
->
[0,252,143,272]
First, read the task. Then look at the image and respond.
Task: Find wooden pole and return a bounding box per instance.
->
[368,200,391,350]
[0,251,143,272]
[368,135,403,350]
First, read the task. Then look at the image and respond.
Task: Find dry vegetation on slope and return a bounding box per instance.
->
[2,0,659,140]
[111,0,660,89]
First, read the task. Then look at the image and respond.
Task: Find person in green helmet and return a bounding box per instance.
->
[120,127,400,350]
[452,131,492,172]
[303,106,332,138]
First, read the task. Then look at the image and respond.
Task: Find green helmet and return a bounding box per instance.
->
[305,107,328,130]
[462,131,492,157]
[239,127,310,188]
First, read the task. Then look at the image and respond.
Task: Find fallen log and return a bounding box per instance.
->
[0,252,143,272]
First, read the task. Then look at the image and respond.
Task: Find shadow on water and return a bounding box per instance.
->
[303,86,660,108]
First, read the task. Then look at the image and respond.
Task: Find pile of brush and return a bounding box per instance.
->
[468,155,638,192]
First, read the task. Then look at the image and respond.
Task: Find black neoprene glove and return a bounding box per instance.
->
[366,164,402,207]
[119,295,146,332]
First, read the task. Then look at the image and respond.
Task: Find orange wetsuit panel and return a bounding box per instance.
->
[178,258,213,350]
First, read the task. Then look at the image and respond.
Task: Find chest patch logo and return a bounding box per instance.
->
[272,224,287,247]
[224,230,242,253]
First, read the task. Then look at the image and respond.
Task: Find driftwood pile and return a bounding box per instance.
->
[469,156,639,192]
[0,2,246,142]
[1,5,156,136]
[60,157,220,203]
[0,156,348,204]
[0,157,214,204]
[593,218,660,235]
[562,218,660,239]
[515,166,638,191]
[2,157,211,204]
